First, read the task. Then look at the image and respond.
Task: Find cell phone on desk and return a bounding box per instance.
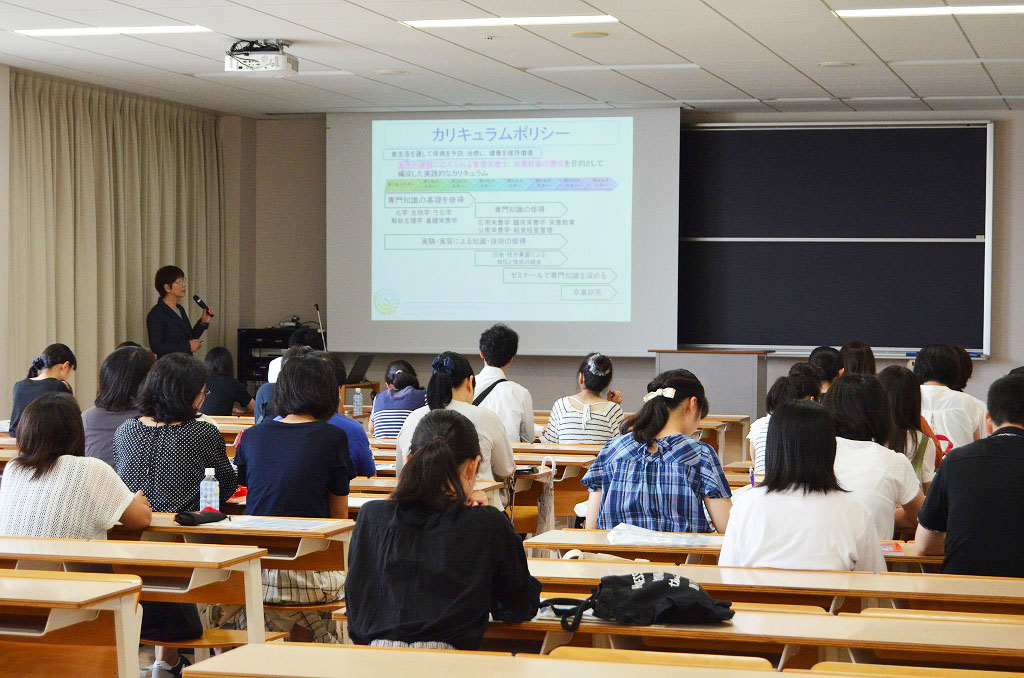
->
[515,465,538,475]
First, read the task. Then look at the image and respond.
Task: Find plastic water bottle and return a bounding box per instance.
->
[352,388,364,416]
[199,467,220,512]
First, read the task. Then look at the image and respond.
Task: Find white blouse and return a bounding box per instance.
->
[720,487,886,572]
[834,437,921,540]
[920,384,987,450]
[0,455,133,540]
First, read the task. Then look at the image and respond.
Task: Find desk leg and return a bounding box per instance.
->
[112,595,142,678]
[777,644,801,671]
[539,630,573,654]
[243,560,266,644]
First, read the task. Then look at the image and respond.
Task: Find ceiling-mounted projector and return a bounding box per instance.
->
[224,39,298,75]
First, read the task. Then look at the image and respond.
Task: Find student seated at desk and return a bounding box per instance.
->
[114,352,238,677]
[9,343,76,436]
[915,374,1024,578]
[369,360,426,439]
[878,366,938,490]
[748,367,820,476]
[841,340,876,375]
[543,352,625,446]
[82,345,155,467]
[199,347,253,416]
[822,374,923,540]
[720,400,885,572]
[582,370,731,533]
[315,351,375,476]
[915,343,987,449]
[235,351,354,643]
[254,345,313,423]
[474,323,535,442]
[346,409,541,650]
[0,392,152,539]
[397,352,514,510]
[809,345,844,394]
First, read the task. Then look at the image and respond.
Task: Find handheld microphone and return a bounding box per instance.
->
[193,295,211,312]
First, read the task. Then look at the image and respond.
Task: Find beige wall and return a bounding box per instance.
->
[252,118,327,328]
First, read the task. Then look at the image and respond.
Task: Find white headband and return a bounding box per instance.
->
[642,387,676,403]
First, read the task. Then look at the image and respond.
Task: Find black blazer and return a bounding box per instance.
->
[147,301,208,358]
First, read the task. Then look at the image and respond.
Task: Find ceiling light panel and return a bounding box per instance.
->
[401,15,618,28]
[835,5,1024,18]
[15,25,210,36]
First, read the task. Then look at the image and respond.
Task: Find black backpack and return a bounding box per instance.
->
[541,572,734,631]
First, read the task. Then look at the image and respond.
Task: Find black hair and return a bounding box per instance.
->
[913,344,961,387]
[788,362,824,396]
[841,340,876,375]
[764,370,820,415]
[28,343,77,380]
[808,346,844,383]
[154,265,185,297]
[821,373,893,445]
[116,341,141,349]
[426,351,475,410]
[14,392,85,480]
[762,400,843,495]
[622,369,709,447]
[578,352,614,393]
[95,346,156,412]
[315,351,348,388]
[391,409,482,512]
[1010,366,1024,377]
[136,353,207,423]
[385,360,420,390]
[281,345,314,368]
[479,323,519,368]
[987,374,1024,427]
[204,347,234,378]
[877,365,923,457]
[288,327,322,349]
[272,352,339,420]
[951,345,974,391]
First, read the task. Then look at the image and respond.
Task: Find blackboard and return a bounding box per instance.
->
[677,123,991,354]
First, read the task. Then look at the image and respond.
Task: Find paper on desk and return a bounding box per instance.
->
[0,420,9,433]
[607,523,724,548]
[220,516,338,531]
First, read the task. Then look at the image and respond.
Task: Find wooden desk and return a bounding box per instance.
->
[527,560,1024,614]
[725,460,753,472]
[480,604,1024,669]
[0,536,268,644]
[350,477,503,494]
[183,643,782,678]
[725,473,762,488]
[110,513,354,572]
[523,530,943,568]
[0,569,142,678]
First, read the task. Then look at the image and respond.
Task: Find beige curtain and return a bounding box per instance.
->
[6,70,223,409]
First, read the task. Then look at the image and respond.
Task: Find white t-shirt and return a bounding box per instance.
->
[719,487,886,573]
[920,384,987,450]
[748,415,770,475]
[268,356,282,383]
[395,399,515,510]
[474,365,535,442]
[0,455,134,540]
[833,437,921,540]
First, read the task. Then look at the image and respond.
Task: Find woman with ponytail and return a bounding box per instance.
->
[369,359,426,438]
[9,343,77,437]
[346,409,541,650]
[543,352,625,445]
[395,352,514,509]
[582,369,732,533]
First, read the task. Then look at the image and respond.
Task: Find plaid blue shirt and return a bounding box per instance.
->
[582,433,731,533]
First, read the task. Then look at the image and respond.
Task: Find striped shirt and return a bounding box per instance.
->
[370,387,427,439]
[748,415,770,476]
[582,433,732,533]
[542,397,624,445]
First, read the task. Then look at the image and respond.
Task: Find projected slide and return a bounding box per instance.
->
[371,117,632,321]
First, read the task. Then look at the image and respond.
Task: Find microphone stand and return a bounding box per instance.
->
[314,303,328,351]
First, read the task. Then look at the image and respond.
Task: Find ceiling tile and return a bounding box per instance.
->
[925,97,1009,111]
[526,69,669,102]
[983,63,1024,96]
[767,98,851,112]
[957,16,1024,59]
[840,16,976,61]
[843,97,932,111]
[622,67,749,100]
[891,63,998,96]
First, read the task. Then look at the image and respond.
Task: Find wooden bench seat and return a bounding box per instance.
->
[141,628,286,649]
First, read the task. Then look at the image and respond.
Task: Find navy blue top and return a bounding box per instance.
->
[253,382,276,424]
[235,419,354,518]
[146,301,207,358]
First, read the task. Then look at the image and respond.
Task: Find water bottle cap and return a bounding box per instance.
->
[355,388,361,393]
[205,468,215,475]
